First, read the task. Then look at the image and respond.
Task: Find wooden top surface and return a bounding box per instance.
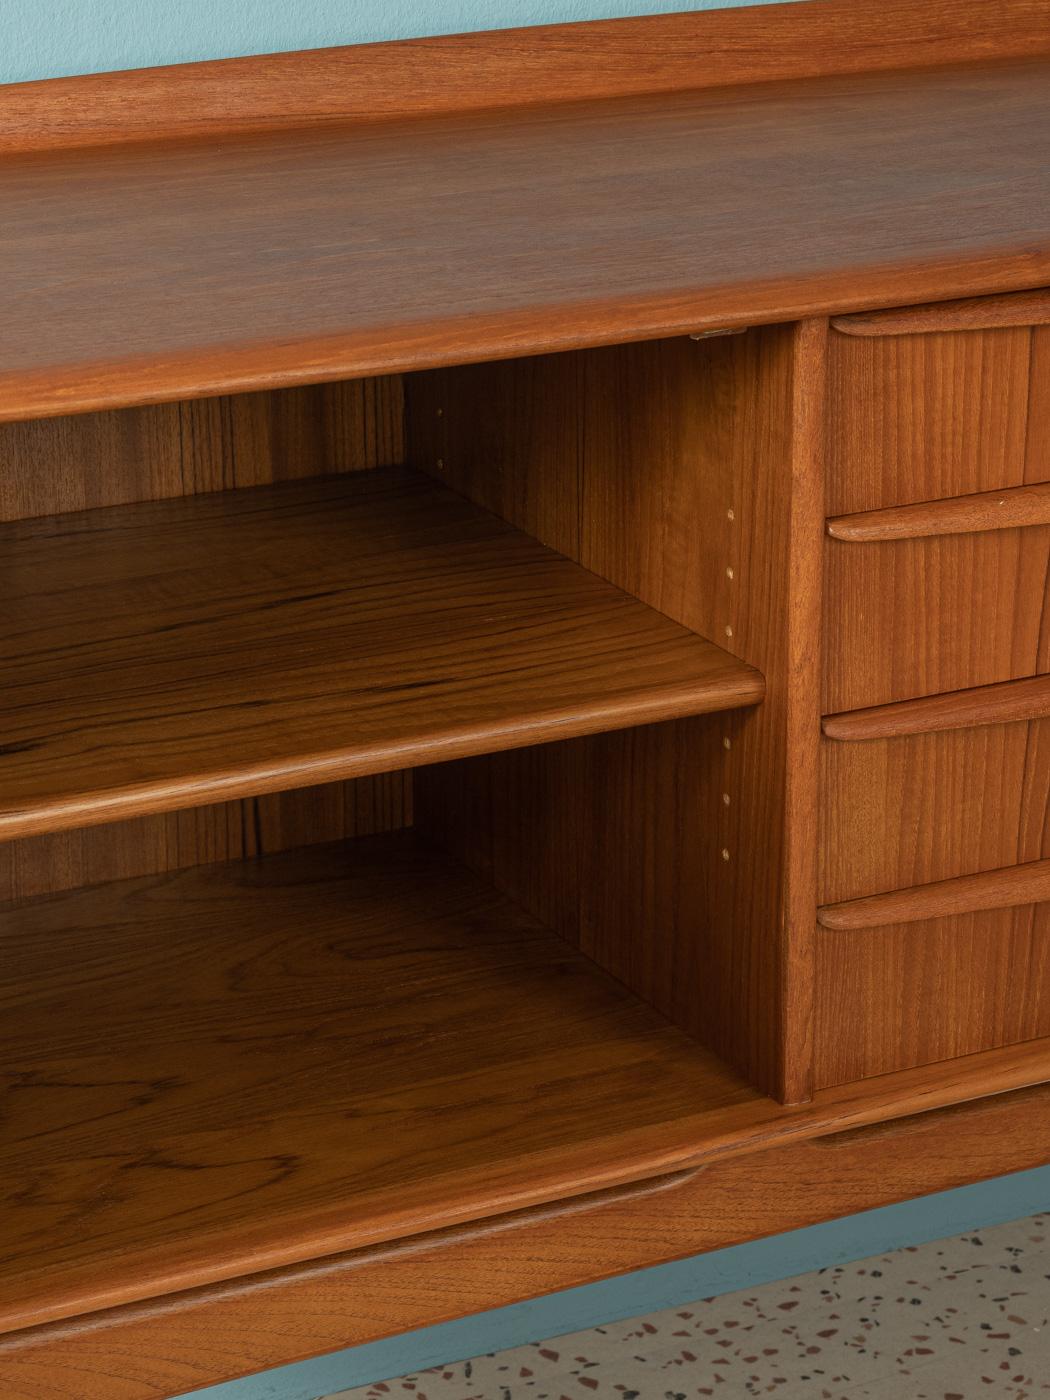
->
[3,57,1050,421]
[0,467,761,840]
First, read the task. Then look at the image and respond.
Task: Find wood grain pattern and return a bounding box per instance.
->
[828,481,1050,541]
[823,525,1050,711]
[0,378,408,899]
[0,777,413,904]
[815,908,1050,1084]
[3,61,1050,422]
[0,831,765,1334]
[1029,324,1050,473]
[5,0,1050,155]
[820,715,1050,902]
[0,465,761,841]
[833,285,1050,336]
[821,305,1050,1077]
[416,717,740,1062]
[823,674,1050,740]
[819,858,1050,929]
[6,1060,1050,1399]
[827,323,1037,516]
[6,826,1050,1342]
[0,377,403,523]
[824,313,1050,709]
[782,319,828,1101]
[8,13,1050,1378]
[410,324,825,1102]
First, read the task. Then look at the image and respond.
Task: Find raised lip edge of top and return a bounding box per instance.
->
[3,0,1050,157]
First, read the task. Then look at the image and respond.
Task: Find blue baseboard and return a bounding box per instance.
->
[179,1163,1050,1400]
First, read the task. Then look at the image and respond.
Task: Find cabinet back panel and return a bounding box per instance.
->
[0,377,409,899]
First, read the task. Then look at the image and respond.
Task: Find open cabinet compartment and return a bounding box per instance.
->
[8,12,1050,1390]
[1,326,817,1338]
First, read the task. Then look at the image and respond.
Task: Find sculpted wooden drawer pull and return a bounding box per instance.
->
[826,481,1050,542]
[818,858,1050,930]
[831,285,1050,337]
[823,674,1050,740]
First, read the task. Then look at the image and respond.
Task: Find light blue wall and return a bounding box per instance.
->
[10,5,1040,1400]
[0,0,782,85]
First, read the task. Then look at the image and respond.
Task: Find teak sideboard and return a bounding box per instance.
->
[3,1,1050,1394]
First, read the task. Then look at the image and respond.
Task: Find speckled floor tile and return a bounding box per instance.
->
[323,1212,1050,1399]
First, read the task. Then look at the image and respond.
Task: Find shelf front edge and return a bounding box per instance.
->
[0,669,763,842]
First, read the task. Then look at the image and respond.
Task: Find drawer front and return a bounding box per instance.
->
[828,321,1048,515]
[820,717,1050,903]
[821,307,1050,1085]
[815,903,1050,1087]
[823,523,1050,712]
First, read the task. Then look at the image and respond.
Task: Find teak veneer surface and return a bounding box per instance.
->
[408,324,825,1101]
[7,831,1050,1339]
[6,1079,1050,1400]
[0,832,762,1334]
[0,379,413,904]
[827,320,1050,519]
[0,466,761,840]
[3,59,1050,420]
[822,525,1050,710]
[5,0,1050,154]
[820,715,1050,899]
[814,907,1050,1084]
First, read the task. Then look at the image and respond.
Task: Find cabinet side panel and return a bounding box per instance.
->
[408,327,824,1101]
[0,378,409,899]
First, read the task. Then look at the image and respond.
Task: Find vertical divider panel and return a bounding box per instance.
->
[407,323,826,1102]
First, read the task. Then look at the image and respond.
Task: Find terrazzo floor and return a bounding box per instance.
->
[323,1212,1050,1399]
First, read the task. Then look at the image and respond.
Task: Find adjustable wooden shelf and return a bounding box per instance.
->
[3,1,1050,1395]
